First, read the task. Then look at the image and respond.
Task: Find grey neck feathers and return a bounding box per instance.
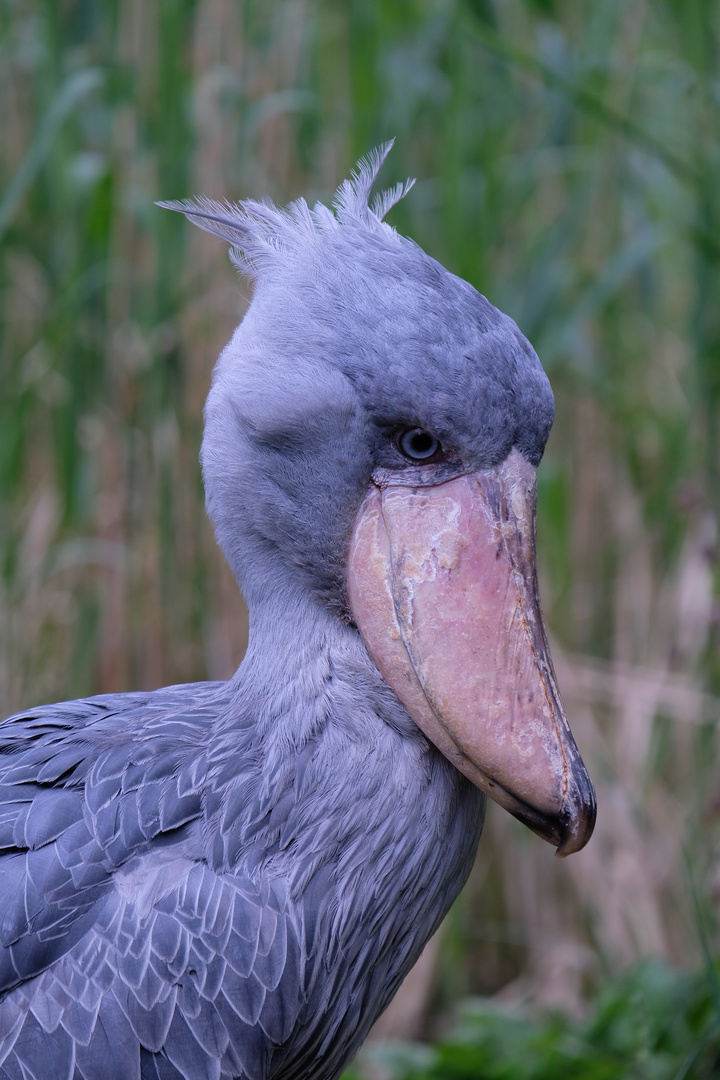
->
[204,589,484,899]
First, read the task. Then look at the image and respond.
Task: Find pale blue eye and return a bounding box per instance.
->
[398,428,441,461]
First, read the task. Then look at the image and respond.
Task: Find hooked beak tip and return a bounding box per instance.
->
[501,774,597,856]
[554,795,597,858]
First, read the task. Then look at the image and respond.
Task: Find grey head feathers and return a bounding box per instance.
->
[160,142,554,619]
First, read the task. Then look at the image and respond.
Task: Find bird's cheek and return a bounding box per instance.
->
[347,449,596,856]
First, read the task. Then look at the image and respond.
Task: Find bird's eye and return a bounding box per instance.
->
[397,428,441,461]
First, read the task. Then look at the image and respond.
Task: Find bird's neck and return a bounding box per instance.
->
[205,587,483,886]
[232,590,419,742]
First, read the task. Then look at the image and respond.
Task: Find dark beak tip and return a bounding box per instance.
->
[508,777,597,857]
[554,787,598,858]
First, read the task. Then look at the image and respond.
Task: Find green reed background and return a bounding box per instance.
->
[1,0,719,1074]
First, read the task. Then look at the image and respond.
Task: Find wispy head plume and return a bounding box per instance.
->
[157,141,415,280]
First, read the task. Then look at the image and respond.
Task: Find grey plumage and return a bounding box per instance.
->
[0,142,560,1079]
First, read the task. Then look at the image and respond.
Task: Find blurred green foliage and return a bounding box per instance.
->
[349,962,720,1079]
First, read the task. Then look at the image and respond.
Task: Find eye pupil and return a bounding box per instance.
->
[399,428,441,461]
[409,431,433,455]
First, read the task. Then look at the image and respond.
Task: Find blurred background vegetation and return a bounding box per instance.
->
[1,0,719,1075]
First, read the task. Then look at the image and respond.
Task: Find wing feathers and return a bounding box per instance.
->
[0,686,318,1078]
[12,1014,75,1080]
[73,996,141,1080]
[182,997,230,1059]
[163,1011,221,1080]
[220,971,265,1027]
[115,983,176,1052]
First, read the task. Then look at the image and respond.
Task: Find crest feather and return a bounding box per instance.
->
[156,196,260,250]
[157,142,415,279]
[371,178,416,221]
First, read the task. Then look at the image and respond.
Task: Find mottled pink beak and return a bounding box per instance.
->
[347,448,596,855]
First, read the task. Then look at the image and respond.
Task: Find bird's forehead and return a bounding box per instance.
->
[250,231,520,391]
[313,230,498,346]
